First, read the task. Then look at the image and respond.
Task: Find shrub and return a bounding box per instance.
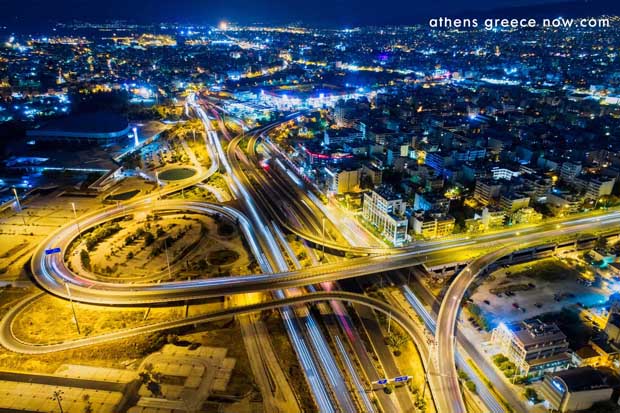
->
[144,232,155,246]
[524,387,539,402]
[80,249,91,270]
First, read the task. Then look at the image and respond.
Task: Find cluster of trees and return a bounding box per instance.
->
[139,363,163,398]
[80,249,90,271]
[84,223,122,251]
[523,387,540,403]
[465,302,491,331]
[492,354,518,378]
[458,370,477,394]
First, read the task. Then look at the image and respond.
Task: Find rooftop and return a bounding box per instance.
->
[507,319,567,347]
[549,367,616,392]
[28,112,130,135]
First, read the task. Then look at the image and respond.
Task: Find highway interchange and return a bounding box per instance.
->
[6,96,620,413]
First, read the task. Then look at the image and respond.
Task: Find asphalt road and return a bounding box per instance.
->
[19,97,620,413]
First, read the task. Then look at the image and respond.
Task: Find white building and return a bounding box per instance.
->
[362,188,409,246]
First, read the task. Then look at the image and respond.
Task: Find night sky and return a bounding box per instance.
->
[0,0,614,28]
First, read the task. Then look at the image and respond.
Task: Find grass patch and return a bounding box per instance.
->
[158,168,196,181]
[106,189,140,201]
[509,258,579,282]
[207,249,239,266]
[12,295,188,344]
[217,222,235,237]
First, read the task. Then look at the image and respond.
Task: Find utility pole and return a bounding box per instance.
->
[321,216,326,261]
[422,347,434,399]
[71,202,81,239]
[387,312,392,335]
[52,389,64,413]
[155,170,161,199]
[12,187,21,211]
[64,282,80,335]
[164,238,172,280]
[12,187,26,226]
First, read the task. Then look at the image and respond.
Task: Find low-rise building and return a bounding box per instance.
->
[585,177,616,200]
[539,367,615,413]
[481,206,506,230]
[511,207,543,225]
[324,166,361,194]
[500,192,530,213]
[411,212,455,239]
[491,319,571,376]
[474,179,502,205]
[572,338,620,369]
[26,112,132,146]
[547,190,581,215]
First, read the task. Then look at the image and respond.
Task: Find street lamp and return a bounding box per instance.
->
[12,187,21,211]
[12,187,26,226]
[71,202,81,238]
[163,238,172,280]
[155,170,162,200]
[64,282,80,335]
[321,216,326,261]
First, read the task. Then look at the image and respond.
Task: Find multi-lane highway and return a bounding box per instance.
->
[15,97,620,413]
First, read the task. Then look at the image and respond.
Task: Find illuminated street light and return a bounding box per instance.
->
[64,282,80,335]
[163,238,172,280]
[12,187,26,226]
[12,187,21,211]
[321,216,326,261]
[71,202,81,238]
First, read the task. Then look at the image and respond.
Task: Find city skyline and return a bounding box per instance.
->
[0,3,620,413]
[1,0,615,28]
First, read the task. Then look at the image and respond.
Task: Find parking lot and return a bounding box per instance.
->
[470,257,608,326]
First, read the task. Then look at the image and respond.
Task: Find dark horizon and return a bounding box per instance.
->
[1,0,617,31]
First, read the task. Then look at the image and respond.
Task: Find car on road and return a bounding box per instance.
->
[512,302,519,309]
[483,299,491,305]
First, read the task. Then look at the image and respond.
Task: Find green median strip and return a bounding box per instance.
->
[467,358,515,413]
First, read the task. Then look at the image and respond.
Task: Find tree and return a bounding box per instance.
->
[139,363,163,398]
[386,332,410,352]
[523,387,538,402]
[595,237,608,250]
[82,394,93,413]
[144,232,155,246]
